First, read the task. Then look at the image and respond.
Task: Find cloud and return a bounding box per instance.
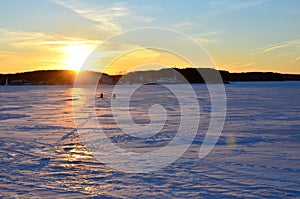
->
[0,29,100,51]
[173,20,195,30]
[290,56,300,63]
[258,45,286,53]
[50,0,126,34]
[49,0,156,35]
[192,31,223,44]
[172,21,223,44]
[254,39,300,55]
[0,0,113,40]
[249,38,300,72]
[218,61,255,71]
[0,29,56,53]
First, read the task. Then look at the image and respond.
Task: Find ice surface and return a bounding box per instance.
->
[0,82,300,198]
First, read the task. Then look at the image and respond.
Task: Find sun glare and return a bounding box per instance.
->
[63,45,94,72]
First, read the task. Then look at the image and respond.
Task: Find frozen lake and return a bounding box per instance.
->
[0,82,300,198]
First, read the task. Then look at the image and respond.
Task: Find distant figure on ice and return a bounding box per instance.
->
[4,78,9,86]
[97,93,103,99]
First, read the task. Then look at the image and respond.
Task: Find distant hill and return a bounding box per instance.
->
[0,68,299,85]
[0,70,76,85]
[0,70,118,85]
[222,72,300,82]
[118,68,300,84]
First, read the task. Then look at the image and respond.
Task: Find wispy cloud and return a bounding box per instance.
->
[196,31,224,37]
[192,31,223,44]
[50,0,156,35]
[257,45,286,54]
[218,61,255,71]
[254,39,300,55]
[290,56,300,63]
[50,0,127,34]
[0,29,56,52]
[0,29,100,50]
[173,20,196,30]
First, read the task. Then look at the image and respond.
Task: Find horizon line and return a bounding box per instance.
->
[1,68,300,76]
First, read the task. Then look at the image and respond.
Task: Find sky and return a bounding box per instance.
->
[0,0,300,74]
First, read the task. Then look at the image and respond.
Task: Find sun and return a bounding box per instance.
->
[63,45,94,72]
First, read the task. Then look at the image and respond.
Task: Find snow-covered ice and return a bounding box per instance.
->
[0,82,299,198]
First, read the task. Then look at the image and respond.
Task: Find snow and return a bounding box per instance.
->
[0,82,300,198]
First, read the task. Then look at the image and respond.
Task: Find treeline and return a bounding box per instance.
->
[0,68,299,85]
[122,68,300,84]
[0,70,111,85]
[175,68,300,83]
[0,70,76,85]
[222,72,300,82]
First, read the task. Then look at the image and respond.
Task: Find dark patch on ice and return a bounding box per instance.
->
[61,98,78,102]
[106,130,177,152]
[0,105,33,112]
[98,114,114,118]
[38,158,51,170]
[16,125,74,131]
[0,113,29,121]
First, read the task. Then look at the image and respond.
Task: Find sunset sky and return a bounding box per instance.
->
[0,0,300,74]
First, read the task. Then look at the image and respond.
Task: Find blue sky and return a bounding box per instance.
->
[0,0,299,74]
